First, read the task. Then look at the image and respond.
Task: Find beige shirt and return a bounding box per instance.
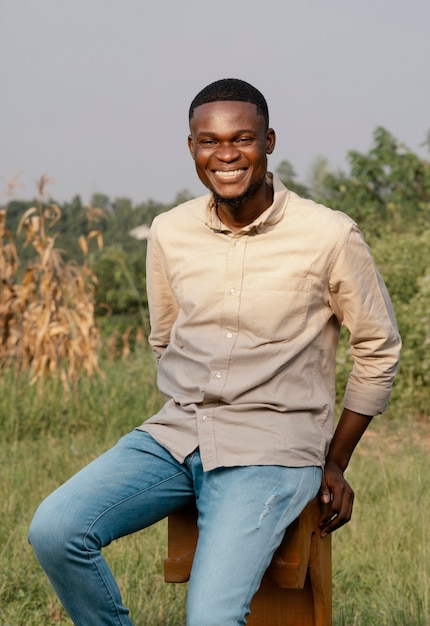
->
[139,175,401,471]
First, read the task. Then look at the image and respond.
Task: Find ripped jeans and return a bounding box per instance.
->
[29,430,321,626]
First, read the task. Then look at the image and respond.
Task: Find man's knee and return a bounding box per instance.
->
[29,494,78,565]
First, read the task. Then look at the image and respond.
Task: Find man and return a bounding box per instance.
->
[29,78,401,626]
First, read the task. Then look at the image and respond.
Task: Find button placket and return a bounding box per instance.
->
[202,234,246,403]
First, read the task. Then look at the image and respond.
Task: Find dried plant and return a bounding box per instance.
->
[0,175,105,388]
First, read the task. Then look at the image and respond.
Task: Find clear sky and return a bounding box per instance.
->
[1,0,429,206]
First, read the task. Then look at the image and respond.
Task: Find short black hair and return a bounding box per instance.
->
[189,78,269,129]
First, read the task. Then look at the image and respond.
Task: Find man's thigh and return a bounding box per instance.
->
[186,464,322,626]
[31,430,195,545]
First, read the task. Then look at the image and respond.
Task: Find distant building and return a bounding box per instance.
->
[129,224,151,240]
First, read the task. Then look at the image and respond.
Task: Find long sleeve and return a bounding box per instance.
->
[146,217,179,363]
[328,225,401,415]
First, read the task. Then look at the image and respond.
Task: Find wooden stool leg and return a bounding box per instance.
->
[164,506,197,583]
[309,530,332,626]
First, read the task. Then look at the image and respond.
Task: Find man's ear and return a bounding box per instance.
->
[188,134,195,160]
[266,128,276,155]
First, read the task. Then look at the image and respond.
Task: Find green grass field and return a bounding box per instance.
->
[1,351,429,625]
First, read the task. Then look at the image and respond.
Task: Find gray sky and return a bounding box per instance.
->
[1,0,429,206]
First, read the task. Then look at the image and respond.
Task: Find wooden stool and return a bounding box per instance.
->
[164,496,332,625]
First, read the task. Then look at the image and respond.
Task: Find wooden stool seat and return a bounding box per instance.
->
[164,496,332,625]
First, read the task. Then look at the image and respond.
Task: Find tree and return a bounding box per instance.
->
[306,156,332,201]
[275,160,309,197]
[322,127,430,237]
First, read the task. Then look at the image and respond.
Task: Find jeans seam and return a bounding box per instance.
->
[82,469,185,550]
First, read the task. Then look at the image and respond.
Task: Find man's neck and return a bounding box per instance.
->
[215,181,274,232]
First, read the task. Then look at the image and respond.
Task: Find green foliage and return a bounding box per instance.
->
[275,159,309,196]
[392,271,430,416]
[365,227,430,418]
[92,244,148,316]
[306,155,333,200]
[306,127,430,427]
[93,195,168,251]
[370,230,430,304]
[321,127,430,237]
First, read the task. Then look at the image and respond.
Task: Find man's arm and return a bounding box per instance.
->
[318,408,373,537]
[146,219,179,362]
[319,225,401,536]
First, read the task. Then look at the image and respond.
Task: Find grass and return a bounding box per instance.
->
[1,350,429,625]
[331,423,430,625]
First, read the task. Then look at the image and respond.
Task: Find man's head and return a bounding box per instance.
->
[188,79,276,216]
[189,78,269,130]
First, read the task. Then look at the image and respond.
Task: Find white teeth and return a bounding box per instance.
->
[215,170,243,177]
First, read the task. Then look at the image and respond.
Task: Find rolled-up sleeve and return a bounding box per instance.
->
[328,225,401,416]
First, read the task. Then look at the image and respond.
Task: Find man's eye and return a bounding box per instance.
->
[200,139,216,145]
[236,137,253,144]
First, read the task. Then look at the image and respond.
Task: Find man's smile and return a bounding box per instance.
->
[212,168,248,182]
[214,169,246,176]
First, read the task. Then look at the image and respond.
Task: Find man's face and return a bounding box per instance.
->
[188,100,275,206]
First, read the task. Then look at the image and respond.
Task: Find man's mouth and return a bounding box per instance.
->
[213,169,246,179]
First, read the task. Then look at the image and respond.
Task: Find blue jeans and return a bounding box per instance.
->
[29,430,322,626]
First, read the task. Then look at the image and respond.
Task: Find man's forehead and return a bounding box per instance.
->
[190,100,264,129]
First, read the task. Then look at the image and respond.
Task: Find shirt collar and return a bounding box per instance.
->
[205,173,290,234]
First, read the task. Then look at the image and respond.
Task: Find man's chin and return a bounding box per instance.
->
[213,192,249,208]
[213,181,263,208]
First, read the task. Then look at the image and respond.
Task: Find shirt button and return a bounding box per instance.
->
[226,332,233,339]
[229,288,236,295]
[215,371,222,378]
[202,415,208,421]
[234,240,241,247]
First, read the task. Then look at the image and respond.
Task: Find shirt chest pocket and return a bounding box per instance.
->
[250,277,312,342]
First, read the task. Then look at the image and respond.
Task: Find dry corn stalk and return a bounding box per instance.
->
[0,175,105,387]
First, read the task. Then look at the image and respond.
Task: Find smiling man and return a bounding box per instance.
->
[29,79,401,626]
[188,98,275,225]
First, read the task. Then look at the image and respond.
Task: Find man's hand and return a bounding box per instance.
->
[318,460,354,537]
[318,408,373,537]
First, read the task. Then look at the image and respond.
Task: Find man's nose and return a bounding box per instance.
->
[215,143,241,162]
